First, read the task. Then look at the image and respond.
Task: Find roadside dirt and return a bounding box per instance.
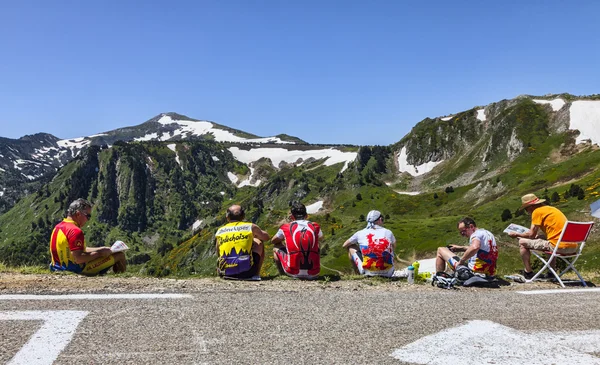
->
[0,273,567,294]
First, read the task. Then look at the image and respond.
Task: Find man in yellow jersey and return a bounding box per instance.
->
[50,198,127,275]
[215,204,270,280]
[508,193,574,280]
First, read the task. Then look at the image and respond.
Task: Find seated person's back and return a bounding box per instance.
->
[272,202,322,279]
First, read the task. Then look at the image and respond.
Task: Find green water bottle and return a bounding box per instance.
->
[412,261,420,280]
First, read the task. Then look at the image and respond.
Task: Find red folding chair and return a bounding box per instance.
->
[528,221,594,287]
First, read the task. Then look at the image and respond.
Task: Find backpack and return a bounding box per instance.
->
[432,266,499,289]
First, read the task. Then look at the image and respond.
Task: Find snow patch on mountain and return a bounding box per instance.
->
[228,147,357,173]
[31,146,60,160]
[227,172,238,184]
[156,115,294,144]
[441,116,453,121]
[56,137,91,150]
[476,109,486,122]
[394,191,421,195]
[166,144,181,166]
[397,146,443,176]
[237,167,261,187]
[306,201,324,214]
[88,133,108,138]
[192,220,203,231]
[134,132,159,142]
[569,100,600,145]
[533,98,565,112]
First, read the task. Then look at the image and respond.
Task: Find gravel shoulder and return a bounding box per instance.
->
[0,272,567,294]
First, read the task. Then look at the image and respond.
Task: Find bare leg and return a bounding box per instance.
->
[347,245,362,274]
[272,247,286,275]
[112,252,127,273]
[436,247,457,272]
[519,239,532,272]
[252,238,265,274]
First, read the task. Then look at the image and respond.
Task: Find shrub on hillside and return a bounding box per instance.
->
[501,209,513,222]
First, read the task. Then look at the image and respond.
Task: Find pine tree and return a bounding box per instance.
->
[551,191,560,202]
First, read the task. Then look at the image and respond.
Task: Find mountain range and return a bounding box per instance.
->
[1,93,599,276]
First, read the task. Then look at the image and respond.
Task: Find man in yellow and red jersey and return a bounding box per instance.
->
[50,198,127,275]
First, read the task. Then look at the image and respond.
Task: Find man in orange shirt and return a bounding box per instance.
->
[50,198,126,275]
[508,193,574,279]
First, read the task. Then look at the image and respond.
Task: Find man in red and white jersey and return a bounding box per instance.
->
[272,202,323,279]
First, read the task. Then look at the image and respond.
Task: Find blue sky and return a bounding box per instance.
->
[1,1,599,145]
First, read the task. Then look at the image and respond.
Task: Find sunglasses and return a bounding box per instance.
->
[459,225,472,236]
[81,212,92,219]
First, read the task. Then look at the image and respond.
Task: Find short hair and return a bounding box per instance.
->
[226,205,245,221]
[458,217,476,228]
[290,201,307,219]
[67,198,92,217]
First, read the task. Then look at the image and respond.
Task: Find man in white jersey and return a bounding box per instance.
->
[435,217,498,277]
[343,210,396,277]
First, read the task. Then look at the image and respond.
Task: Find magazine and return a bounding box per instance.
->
[591,199,600,219]
[110,240,129,253]
[503,223,529,235]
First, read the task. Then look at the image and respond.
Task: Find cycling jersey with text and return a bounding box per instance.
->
[215,222,254,276]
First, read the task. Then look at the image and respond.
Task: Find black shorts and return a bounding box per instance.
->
[221,252,260,279]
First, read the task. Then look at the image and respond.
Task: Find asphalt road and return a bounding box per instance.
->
[1,279,600,364]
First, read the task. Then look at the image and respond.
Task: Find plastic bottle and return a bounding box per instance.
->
[407,265,415,284]
[412,261,420,280]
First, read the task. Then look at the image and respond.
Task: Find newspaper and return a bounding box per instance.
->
[591,199,600,219]
[110,240,129,253]
[503,223,529,235]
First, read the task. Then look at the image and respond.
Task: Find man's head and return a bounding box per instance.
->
[520,193,545,214]
[457,217,477,237]
[366,210,383,228]
[290,201,307,220]
[226,205,245,222]
[67,198,92,227]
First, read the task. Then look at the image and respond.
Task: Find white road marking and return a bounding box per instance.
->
[390,320,600,365]
[0,293,193,300]
[1,310,88,365]
[517,288,600,295]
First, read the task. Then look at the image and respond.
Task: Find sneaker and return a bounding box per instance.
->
[520,270,535,280]
[249,275,261,281]
[539,272,557,280]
